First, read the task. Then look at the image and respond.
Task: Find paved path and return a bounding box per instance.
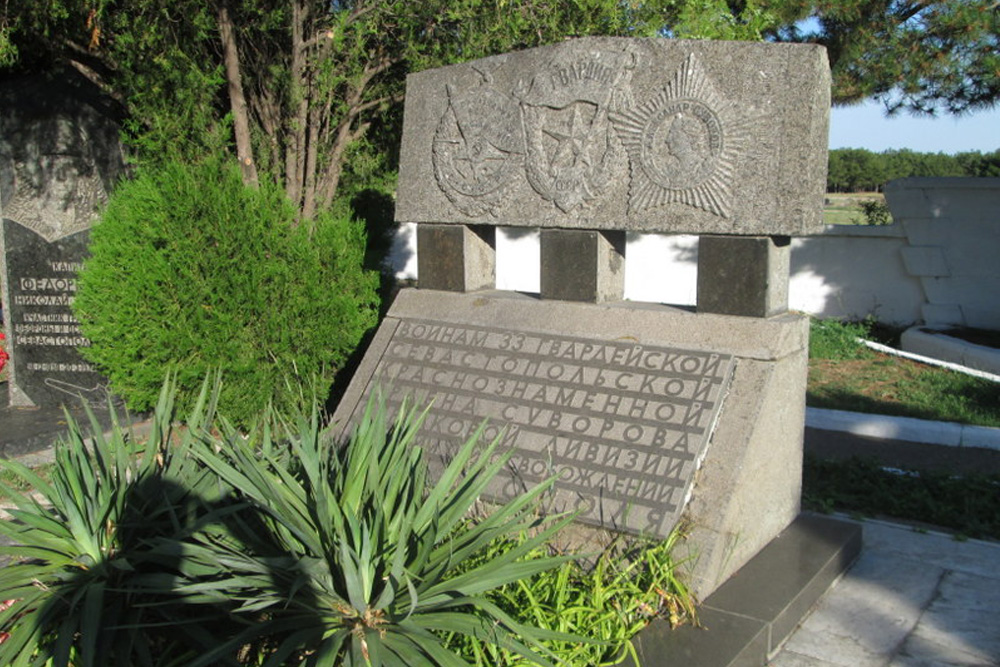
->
[771,518,1000,667]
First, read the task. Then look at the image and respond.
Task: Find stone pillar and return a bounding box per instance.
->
[539,229,625,303]
[417,224,495,292]
[697,236,790,318]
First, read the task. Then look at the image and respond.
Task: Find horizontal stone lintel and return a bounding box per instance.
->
[398,37,830,236]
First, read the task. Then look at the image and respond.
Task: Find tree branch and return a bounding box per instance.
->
[286,0,310,214]
[218,3,259,187]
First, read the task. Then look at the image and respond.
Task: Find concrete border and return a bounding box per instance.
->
[805,407,1000,452]
[899,327,1000,377]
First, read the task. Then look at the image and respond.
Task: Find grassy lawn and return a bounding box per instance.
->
[803,455,1000,540]
[807,319,1000,428]
[823,192,892,226]
[805,318,1000,540]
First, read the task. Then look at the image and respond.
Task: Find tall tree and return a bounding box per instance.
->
[768,0,1000,115]
[0,0,688,218]
[2,1,996,218]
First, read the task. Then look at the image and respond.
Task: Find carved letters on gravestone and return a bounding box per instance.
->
[346,318,733,536]
[0,89,123,407]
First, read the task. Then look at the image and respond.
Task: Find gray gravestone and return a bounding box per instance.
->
[334,37,828,599]
[0,74,126,408]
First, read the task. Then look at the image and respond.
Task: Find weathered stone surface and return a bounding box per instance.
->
[697,235,791,317]
[0,73,126,407]
[417,224,496,291]
[539,229,624,302]
[397,37,829,236]
[333,289,809,590]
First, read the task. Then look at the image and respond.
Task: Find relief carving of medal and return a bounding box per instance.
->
[516,49,634,214]
[611,53,748,219]
[432,73,524,218]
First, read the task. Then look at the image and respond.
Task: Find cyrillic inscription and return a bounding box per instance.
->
[351,319,734,536]
[2,219,107,406]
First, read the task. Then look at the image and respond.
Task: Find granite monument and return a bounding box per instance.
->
[333,37,829,598]
[0,74,126,408]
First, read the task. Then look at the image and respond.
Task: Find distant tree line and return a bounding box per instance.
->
[828,148,1000,193]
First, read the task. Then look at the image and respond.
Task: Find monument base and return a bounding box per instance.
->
[627,513,862,667]
[332,288,809,600]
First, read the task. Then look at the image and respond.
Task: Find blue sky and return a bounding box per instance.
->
[829,101,1000,154]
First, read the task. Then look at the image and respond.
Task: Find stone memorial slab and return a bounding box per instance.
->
[340,314,732,536]
[338,36,825,600]
[0,74,126,407]
[397,37,829,236]
[1,220,105,407]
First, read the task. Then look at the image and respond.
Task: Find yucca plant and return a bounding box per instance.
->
[0,377,230,667]
[175,391,586,666]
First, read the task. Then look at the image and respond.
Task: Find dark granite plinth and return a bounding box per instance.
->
[697,236,790,318]
[416,224,495,292]
[627,513,863,667]
[1,220,111,408]
[540,229,625,303]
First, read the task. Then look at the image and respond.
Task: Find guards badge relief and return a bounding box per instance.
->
[514,49,635,214]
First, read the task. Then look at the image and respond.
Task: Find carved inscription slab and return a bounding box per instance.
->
[398,37,830,236]
[0,75,125,407]
[1,220,112,407]
[342,318,734,537]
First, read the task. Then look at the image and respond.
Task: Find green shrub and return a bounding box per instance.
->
[176,392,585,666]
[74,158,379,425]
[855,199,893,226]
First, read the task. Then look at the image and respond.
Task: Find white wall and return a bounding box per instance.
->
[790,225,922,324]
[885,178,1000,329]
[388,178,1000,328]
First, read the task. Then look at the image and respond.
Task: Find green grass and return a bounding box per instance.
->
[448,529,696,666]
[808,319,1000,428]
[805,318,1000,540]
[803,455,1000,540]
[823,192,893,226]
[0,461,54,492]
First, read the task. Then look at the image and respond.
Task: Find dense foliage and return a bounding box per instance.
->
[0,0,698,218]
[2,1,997,219]
[0,382,227,666]
[827,147,1000,192]
[770,0,1000,115]
[0,381,696,666]
[73,158,379,425]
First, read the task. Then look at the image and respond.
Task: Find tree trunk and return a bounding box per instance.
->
[286,0,310,218]
[218,4,258,187]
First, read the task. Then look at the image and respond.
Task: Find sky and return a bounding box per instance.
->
[828,100,1000,154]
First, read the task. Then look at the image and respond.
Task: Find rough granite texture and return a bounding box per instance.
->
[331,290,809,599]
[397,37,830,236]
